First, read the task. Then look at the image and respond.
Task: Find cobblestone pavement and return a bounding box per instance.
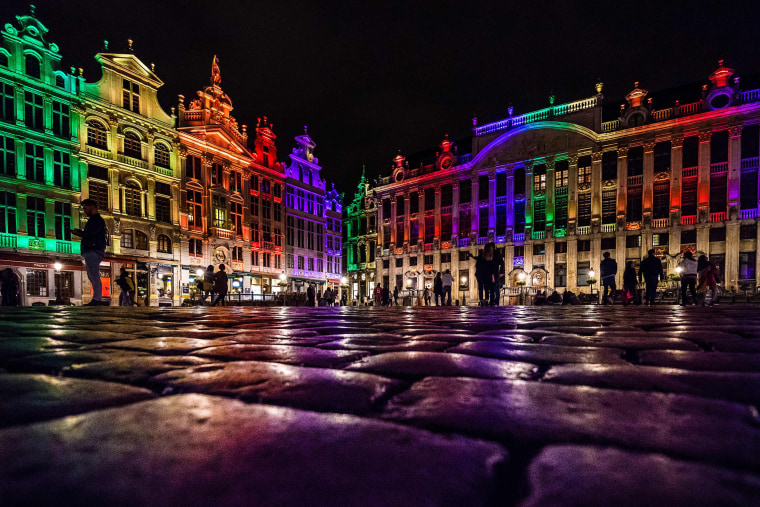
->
[1,306,760,506]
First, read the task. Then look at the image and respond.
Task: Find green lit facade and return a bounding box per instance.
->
[344,168,377,302]
[0,8,85,304]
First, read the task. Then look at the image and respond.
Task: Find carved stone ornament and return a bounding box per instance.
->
[654,172,670,181]
[150,225,156,241]
[602,179,617,188]
[671,136,684,148]
[643,142,656,153]
[590,152,604,162]
[698,131,712,143]
[578,183,591,192]
[617,146,629,157]
[112,217,120,235]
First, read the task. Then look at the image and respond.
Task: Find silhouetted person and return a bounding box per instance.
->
[1,268,19,306]
[211,264,228,306]
[72,199,107,306]
[639,249,663,306]
[600,251,617,304]
[433,273,443,306]
[678,251,698,305]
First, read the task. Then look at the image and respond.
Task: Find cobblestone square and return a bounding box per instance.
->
[1,306,760,506]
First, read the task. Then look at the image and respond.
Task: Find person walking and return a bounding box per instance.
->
[696,255,720,306]
[393,285,399,306]
[306,284,316,307]
[622,260,639,305]
[211,264,229,306]
[72,199,108,306]
[198,265,215,305]
[433,273,443,306]
[116,267,137,306]
[639,249,663,306]
[423,286,431,306]
[323,287,333,306]
[442,269,453,306]
[382,285,390,306]
[374,284,382,306]
[473,248,488,306]
[341,291,347,306]
[1,268,19,306]
[600,252,617,305]
[678,251,698,306]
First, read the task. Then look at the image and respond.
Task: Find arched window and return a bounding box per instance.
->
[135,230,148,250]
[123,131,141,159]
[25,54,41,79]
[157,234,172,253]
[87,120,108,148]
[154,143,170,168]
[122,181,142,216]
[0,52,8,67]
[55,74,65,89]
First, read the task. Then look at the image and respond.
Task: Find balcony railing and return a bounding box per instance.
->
[477,237,488,245]
[601,223,616,233]
[211,227,235,240]
[117,153,149,169]
[513,233,525,242]
[741,157,760,170]
[55,241,73,254]
[710,211,727,223]
[440,205,452,215]
[681,215,697,225]
[155,165,173,177]
[682,166,698,178]
[474,96,600,136]
[710,162,728,175]
[458,237,470,247]
[0,233,17,249]
[740,88,760,102]
[652,218,670,228]
[532,230,545,240]
[534,254,545,265]
[627,175,643,186]
[576,225,591,235]
[740,208,759,219]
[601,120,619,132]
[495,196,508,206]
[262,241,274,250]
[86,145,112,159]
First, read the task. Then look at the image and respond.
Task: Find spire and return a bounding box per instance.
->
[211,55,221,86]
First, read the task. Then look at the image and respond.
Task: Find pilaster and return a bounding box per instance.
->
[590,152,603,224]
[670,136,683,220]
[727,125,743,211]
[546,159,556,236]
[616,146,628,222]
[643,141,656,220]
[698,131,712,215]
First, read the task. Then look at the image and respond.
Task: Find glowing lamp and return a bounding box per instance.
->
[589,269,596,279]
[53,262,62,271]
[340,276,348,284]
[676,266,683,274]
[461,276,467,284]
[518,272,526,281]
[279,272,287,281]
[196,269,204,276]
[407,279,412,286]
[158,273,163,279]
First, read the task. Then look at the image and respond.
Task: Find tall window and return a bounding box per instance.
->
[122,79,140,112]
[0,52,7,67]
[395,222,404,247]
[211,163,223,186]
[307,221,315,250]
[602,189,616,224]
[122,182,142,216]
[230,171,242,193]
[189,238,202,257]
[24,92,43,131]
[478,208,489,237]
[212,195,227,228]
[135,230,148,250]
[53,150,70,188]
[514,201,525,233]
[251,251,259,267]
[0,134,15,176]
[274,202,281,222]
[653,182,669,219]
[25,143,44,183]
[156,196,171,223]
[120,229,134,249]
[555,167,568,188]
[627,147,644,176]
[409,219,419,244]
[54,202,71,241]
[0,82,14,122]
[232,246,243,262]
[155,143,170,168]
[578,193,591,227]
[424,216,435,244]
[87,120,108,148]
[533,199,546,232]
[261,198,271,220]
[297,218,304,247]
[460,179,472,202]
[157,235,172,253]
[555,195,568,230]
[286,216,294,246]
[682,176,698,217]
[27,270,47,297]
[25,54,41,79]
[626,186,643,222]
[89,180,109,211]
[123,132,141,158]
[26,196,45,238]
[533,166,546,192]
[578,165,592,185]
[0,191,16,234]
[459,208,471,235]
[52,101,70,138]
[187,189,202,230]
[230,200,243,236]
[187,155,202,180]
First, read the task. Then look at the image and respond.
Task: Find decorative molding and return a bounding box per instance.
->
[670,136,684,148]
[698,131,712,143]
[590,152,604,162]
[643,141,656,152]
[654,171,670,182]
[617,146,629,157]
[602,179,617,188]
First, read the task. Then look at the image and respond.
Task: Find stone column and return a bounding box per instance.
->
[617,146,628,222]
[546,160,556,237]
[147,178,156,221]
[524,162,534,238]
[591,152,603,224]
[568,156,578,230]
[109,168,120,213]
[643,141,656,220]
[471,175,479,239]
[146,133,155,170]
[696,223,709,256]
[727,125,743,213]
[43,144,54,186]
[45,198,56,239]
[567,237,578,289]
[452,181,460,241]
[615,231,626,289]
[725,221,740,291]
[434,184,441,242]
[698,131,712,217]
[670,136,684,220]
[488,170,496,235]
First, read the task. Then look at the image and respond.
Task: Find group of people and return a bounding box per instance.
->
[473,242,505,306]
[598,248,722,306]
[306,284,341,306]
[197,264,230,306]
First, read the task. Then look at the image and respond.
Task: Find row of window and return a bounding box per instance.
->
[120,229,172,253]
[250,251,281,269]
[285,185,324,216]
[0,134,74,187]
[0,191,71,240]
[87,180,172,222]
[286,254,325,273]
[0,84,71,137]
[285,216,325,251]
[0,53,43,80]
[86,120,171,168]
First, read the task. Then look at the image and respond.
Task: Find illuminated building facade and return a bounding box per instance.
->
[345,168,377,302]
[0,8,85,305]
[373,63,760,302]
[177,59,286,298]
[284,130,336,292]
[80,43,182,306]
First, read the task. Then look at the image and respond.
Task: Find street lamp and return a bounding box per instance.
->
[461,275,468,306]
[53,261,63,305]
[196,269,204,277]
[588,268,598,303]
[517,271,526,305]
[675,266,683,305]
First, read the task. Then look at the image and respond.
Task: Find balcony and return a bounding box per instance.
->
[423,242,433,251]
[477,237,488,245]
[710,211,727,223]
[155,165,173,177]
[232,261,244,271]
[576,226,591,235]
[532,230,545,240]
[440,205,452,215]
[740,208,759,220]
[652,218,670,228]
[681,215,698,225]
[682,166,698,178]
[601,223,616,233]
[534,254,545,265]
[211,226,235,240]
[117,153,148,170]
[513,233,525,242]
[86,145,113,160]
[262,241,274,250]
[458,237,470,247]
[496,196,508,206]
[710,162,728,175]
[627,175,643,186]
[0,233,18,249]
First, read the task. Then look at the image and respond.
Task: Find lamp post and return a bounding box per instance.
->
[53,261,62,305]
[675,266,683,305]
[588,269,598,303]
[461,275,468,306]
[340,276,348,306]
[517,271,526,305]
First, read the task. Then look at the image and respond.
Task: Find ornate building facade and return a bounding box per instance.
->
[81,43,182,306]
[0,7,85,305]
[345,168,377,302]
[373,63,760,303]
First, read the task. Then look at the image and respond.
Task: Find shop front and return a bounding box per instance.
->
[0,252,84,306]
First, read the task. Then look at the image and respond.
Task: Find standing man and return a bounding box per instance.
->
[600,251,618,305]
[211,264,229,306]
[639,249,664,306]
[442,269,454,306]
[72,199,107,306]
[306,284,316,307]
[677,251,698,306]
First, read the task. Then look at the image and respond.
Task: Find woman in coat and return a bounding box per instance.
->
[622,261,639,305]
[433,273,443,306]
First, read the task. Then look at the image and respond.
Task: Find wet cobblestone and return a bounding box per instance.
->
[1,305,759,506]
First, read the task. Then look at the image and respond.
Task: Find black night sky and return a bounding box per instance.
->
[1,0,758,195]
